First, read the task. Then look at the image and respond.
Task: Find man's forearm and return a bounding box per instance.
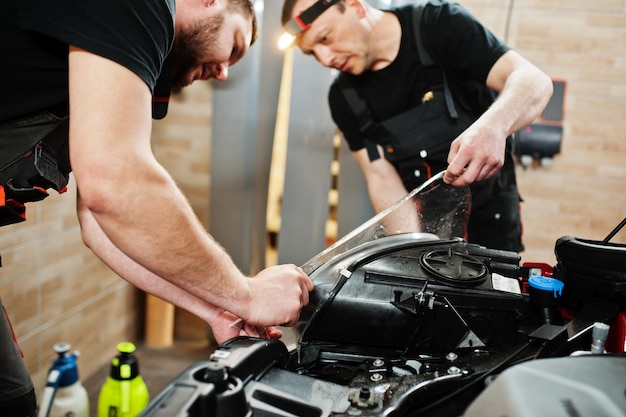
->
[76,160,253,321]
[364,168,420,234]
[77,196,226,326]
[484,60,553,138]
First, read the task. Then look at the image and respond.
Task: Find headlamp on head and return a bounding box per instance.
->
[283,0,340,37]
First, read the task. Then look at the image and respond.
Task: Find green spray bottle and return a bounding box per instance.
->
[97,342,149,417]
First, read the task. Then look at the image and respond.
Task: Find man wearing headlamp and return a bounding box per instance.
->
[281,0,553,252]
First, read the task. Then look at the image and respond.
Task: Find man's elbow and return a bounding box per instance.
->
[540,70,554,102]
[533,71,554,118]
[73,168,120,217]
[75,193,99,252]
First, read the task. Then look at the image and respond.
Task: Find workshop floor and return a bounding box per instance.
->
[83,340,215,417]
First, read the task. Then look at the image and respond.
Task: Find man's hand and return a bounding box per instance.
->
[443,51,553,188]
[209,310,283,344]
[443,122,506,187]
[244,264,313,327]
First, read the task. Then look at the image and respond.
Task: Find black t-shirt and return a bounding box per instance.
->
[0,0,175,122]
[329,0,510,153]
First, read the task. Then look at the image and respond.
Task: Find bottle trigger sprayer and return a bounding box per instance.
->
[98,341,149,417]
[37,342,89,417]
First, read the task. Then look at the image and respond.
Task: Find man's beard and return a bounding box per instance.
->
[170,14,224,89]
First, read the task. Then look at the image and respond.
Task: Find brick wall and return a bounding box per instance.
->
[0,179,142,395]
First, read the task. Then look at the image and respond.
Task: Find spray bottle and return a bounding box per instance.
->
[97,342,149,417]
[37,342,89,417]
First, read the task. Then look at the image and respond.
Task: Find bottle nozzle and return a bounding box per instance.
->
[53,342,71,356]
[590,322,610,354]
[117,342,137,354]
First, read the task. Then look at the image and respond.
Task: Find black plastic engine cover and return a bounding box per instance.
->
[296,236,523,363]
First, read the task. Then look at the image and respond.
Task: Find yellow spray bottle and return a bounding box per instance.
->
[97,342,149,417]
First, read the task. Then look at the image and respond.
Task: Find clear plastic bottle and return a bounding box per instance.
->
[37,342,89,417]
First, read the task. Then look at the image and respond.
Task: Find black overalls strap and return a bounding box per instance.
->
[412,2,458,120]
[152,54,173,120]
[337,76,386,161]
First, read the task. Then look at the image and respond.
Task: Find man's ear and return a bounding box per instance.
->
[346,0,366,19]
